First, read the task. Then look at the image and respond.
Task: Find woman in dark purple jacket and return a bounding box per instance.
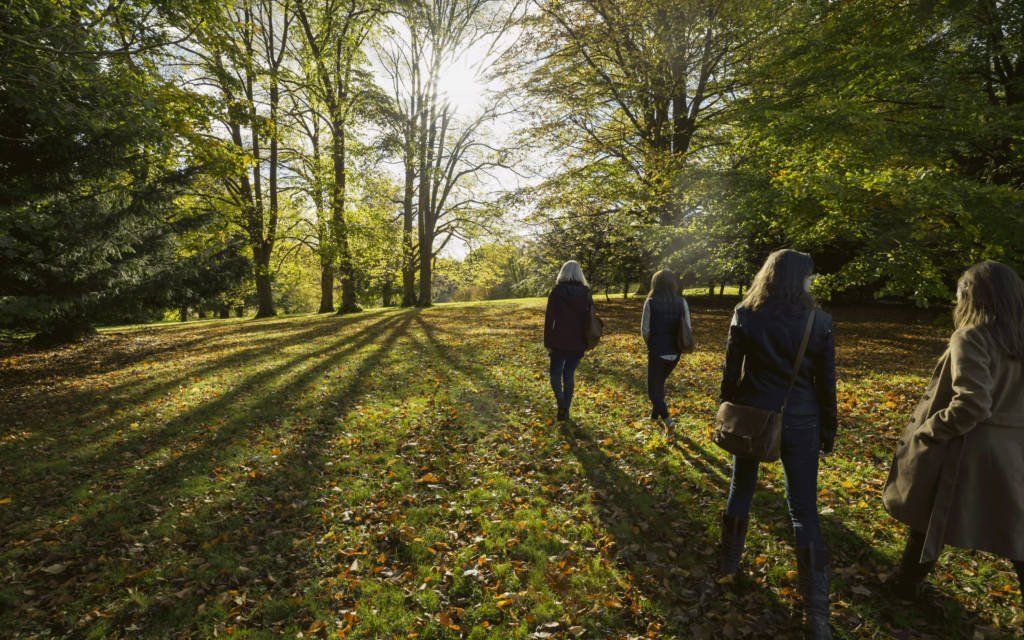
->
[544,260,593,421]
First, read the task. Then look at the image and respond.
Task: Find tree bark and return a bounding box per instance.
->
[254,248,275,318]
[219,307,230,319]
[179,306,188,322]
[382,276,394,307]
[417,240,432,307]
[318,262,334,313]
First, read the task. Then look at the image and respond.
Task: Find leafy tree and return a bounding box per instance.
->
[0,1,207,342]
[726,0,1024,305]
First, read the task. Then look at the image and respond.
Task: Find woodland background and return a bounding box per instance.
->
[2,0,1022,342]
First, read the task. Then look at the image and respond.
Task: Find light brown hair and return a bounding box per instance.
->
[954,261,1024,359]
[740,249,815,312]
[647,269,679,301]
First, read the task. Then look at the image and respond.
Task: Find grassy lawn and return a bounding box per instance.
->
[1,298,1021,639]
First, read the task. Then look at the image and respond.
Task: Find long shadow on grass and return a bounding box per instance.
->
[421,305,986,639]
[95,310,422,636]
[4,311,401,519]
[0,310,391,458]
[408,311,797,636]
[2,311,415,637]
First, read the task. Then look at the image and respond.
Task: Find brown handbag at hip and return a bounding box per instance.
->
[713,309,816,462]
[584,294,603,351]
[676,297,695,353]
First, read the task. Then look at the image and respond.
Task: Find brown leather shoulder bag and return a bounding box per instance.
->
[713,309,816,462]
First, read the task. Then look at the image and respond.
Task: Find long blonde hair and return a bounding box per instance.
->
[556,260,588,287]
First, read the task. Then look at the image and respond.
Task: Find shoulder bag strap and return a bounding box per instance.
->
[780,309,816,412]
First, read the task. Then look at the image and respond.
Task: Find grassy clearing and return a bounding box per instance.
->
[1,299,1020,639]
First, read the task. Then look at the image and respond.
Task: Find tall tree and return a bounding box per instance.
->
[379,0,515,307]
[181,0,294,317]
[508,0,754,289]
[294,0,386,314]
[0,0,207,341]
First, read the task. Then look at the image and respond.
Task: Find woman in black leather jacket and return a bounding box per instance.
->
[717,249,838,640]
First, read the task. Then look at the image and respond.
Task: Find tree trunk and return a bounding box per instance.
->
[708,283,715,296]
[179,306,188,322]
[401,114,418,307]
[622,276,629,299]
[235,306,244,318]
[417,241,432,307]
[719,283,725,296]
[318,262,334,313]
[254,254,275,318]
[196,307,207,319]
[339,276,359,314]
[636,272,652,297]
[382,276,394,307]
[218,307,230,319]
[738,284,744,296]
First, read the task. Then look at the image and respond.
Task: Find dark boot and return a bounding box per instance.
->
[891,530,934,600]
[717,513,749,577]
[796,546,833,640]
[556,407,567,422]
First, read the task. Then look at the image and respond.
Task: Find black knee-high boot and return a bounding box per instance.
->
[796,546,833,640]
[718,512,749,577]
[892,530,935,599]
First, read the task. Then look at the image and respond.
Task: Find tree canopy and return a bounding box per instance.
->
[2,0,1022,340]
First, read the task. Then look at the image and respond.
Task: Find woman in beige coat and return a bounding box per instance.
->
[883,261,1024,601]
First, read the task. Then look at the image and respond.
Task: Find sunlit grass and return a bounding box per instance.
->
[1,299,1020,638]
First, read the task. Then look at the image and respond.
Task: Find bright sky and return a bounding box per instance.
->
[368,16,532,259]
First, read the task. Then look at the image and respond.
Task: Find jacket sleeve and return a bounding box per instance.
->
[640,299,651,343]
[719,311,744,402]
[918,328,993,442]
[814,314,839,452]
[543,293,554,349]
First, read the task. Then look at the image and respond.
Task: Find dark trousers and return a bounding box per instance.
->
[902,529,1024,593]
[725,416,824,549]
[549,349,583,409]
[647,354,679,418]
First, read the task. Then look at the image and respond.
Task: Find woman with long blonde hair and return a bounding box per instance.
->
[543,261,593,421]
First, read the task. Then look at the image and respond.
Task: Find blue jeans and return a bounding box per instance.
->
[549,349,583,409]
[647,354,678,418]
[725,415,824,549]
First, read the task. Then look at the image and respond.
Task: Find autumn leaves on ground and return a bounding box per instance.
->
[1,299,1021,639]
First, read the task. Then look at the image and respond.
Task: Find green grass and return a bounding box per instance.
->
[1,299,1021,638]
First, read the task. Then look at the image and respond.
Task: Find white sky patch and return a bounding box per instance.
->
[368,16,536,260]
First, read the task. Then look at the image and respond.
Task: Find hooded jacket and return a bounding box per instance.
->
[544,281,592,352]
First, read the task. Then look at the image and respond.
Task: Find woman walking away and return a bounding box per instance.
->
[544,260,593,421]
[641,269,691,430]
[883,261,1024,605]
[717,249,838,640]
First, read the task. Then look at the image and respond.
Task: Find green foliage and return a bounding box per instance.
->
[719,0,1024,305]
[0,1,208,340]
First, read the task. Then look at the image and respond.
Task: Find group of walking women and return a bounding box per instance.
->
[543,251,1024,639]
